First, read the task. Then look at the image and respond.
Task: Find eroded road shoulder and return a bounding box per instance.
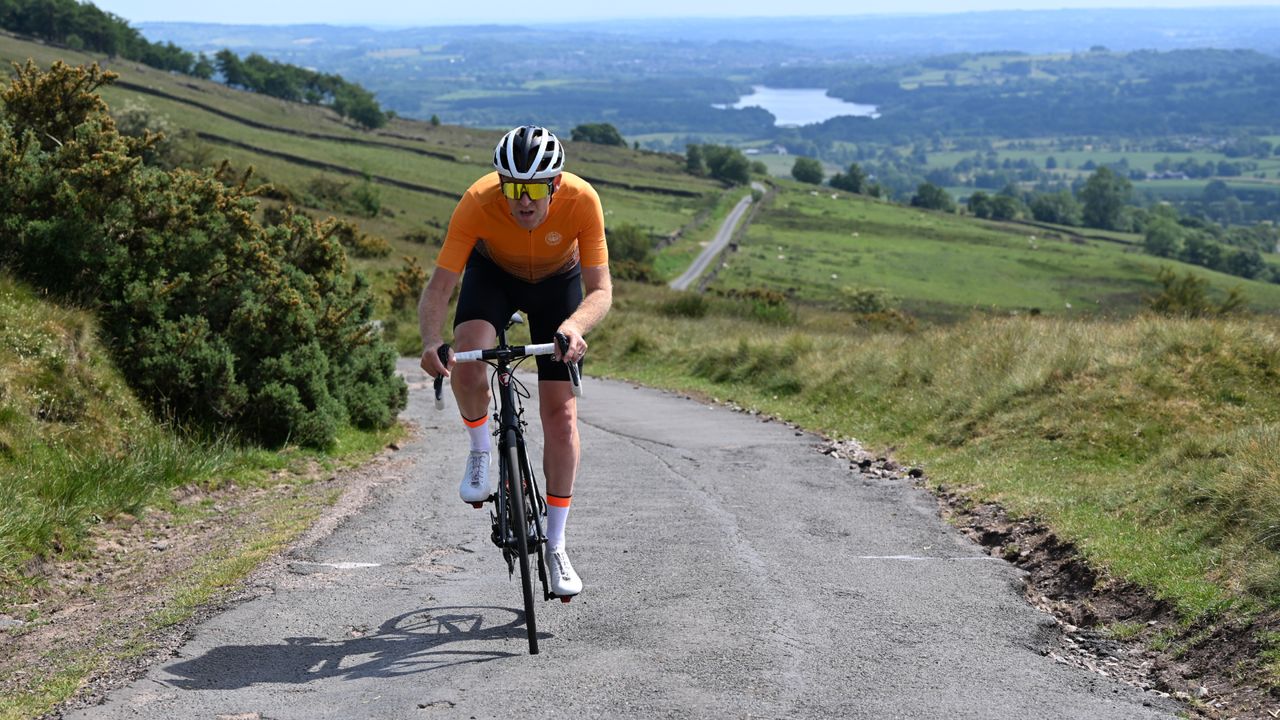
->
[66,362,1179,719]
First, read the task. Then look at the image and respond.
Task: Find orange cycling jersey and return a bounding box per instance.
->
[435,171,608,283]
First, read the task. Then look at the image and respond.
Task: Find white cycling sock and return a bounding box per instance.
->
[546,495,571,552]
[464,415,490,452]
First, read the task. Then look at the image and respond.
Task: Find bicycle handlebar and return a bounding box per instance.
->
[452,343,557,363]
[431,338,582,410]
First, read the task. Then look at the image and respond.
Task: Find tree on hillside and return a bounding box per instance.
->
[1181,233,1223,270]
[1225,248,1265,279]
[333,85,387,129]
[192,53,215,80]
[215,49,248,88]
[989,194,1022,221]
[791,157,824,185]
[1029,189,1083,226]
[830,162,867,193]
[1081,166,1132,230]
[685,145,706,176]
[211,48,386,129]
[0,0,194,71]
[698,144,751,185]
[911,182,956,212]
[571,123,625,146]
[967,191,993,219]
[1143,216,1183,258]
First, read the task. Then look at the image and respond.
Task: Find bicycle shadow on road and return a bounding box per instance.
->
[160,606,549,690]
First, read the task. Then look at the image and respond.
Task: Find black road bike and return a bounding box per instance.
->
[433,313,581,655]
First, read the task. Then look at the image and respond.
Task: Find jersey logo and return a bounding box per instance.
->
[544,231,563,247]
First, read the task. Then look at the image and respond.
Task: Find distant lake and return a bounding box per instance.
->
[716,86,879,127]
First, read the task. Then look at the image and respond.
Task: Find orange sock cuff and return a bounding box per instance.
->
[546,494,572,508]
[462,414,487,429]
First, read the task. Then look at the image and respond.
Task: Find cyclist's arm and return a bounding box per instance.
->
[557,264,612,361]
[418,266,461,376]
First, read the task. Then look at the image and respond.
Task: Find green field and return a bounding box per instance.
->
[748,152,843,179]
[919,129,1280,206]
[707,182,1280,320]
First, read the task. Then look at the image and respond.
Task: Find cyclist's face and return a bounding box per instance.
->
[501,175,555,230]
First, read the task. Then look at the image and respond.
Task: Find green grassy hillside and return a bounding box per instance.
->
[0,35,718,235]
[708,180,1280,320]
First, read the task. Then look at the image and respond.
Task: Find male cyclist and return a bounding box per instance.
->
[418,126,612,599]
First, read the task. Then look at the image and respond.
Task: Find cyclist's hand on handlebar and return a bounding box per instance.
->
[553,324,587,363]
[421,341,452,378]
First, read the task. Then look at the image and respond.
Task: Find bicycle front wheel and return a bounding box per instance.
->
[504,431,538,655]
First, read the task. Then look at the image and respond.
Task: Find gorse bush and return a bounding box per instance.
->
[660,292,710,319]
[0,61,406,448]
[325,217,392,258]
[1146,267,1247,318]
[389,256,427,312]
[716,287,795,324]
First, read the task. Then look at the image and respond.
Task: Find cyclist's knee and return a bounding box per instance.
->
[451,362,489,395]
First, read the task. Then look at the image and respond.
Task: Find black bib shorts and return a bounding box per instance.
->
[453,251,584,382]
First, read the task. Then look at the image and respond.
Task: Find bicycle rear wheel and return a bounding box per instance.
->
[504,431,539,655]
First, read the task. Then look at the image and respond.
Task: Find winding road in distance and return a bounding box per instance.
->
[67,360,1179,719]
[668,181,765,291]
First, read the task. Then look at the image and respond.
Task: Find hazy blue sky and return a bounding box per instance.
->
[92,1,1280,26]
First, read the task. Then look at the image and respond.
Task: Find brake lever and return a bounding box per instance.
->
[432,344,451,410]
[554,332,582,398]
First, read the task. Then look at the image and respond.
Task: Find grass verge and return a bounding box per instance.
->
[0,423,400,720]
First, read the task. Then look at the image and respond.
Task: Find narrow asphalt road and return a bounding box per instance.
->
[67,361,1179,719]
[668,182,763,291]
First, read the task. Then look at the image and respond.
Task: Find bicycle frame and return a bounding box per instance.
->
[487,332,549,577]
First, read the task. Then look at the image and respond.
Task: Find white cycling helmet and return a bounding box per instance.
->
[493,125,565,180]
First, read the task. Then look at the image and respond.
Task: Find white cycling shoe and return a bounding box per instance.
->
[547,547,583,599]
[459,450,493,507]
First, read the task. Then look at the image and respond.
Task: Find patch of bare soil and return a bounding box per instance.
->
[820,438,1280,720]
[0,442,408,719]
